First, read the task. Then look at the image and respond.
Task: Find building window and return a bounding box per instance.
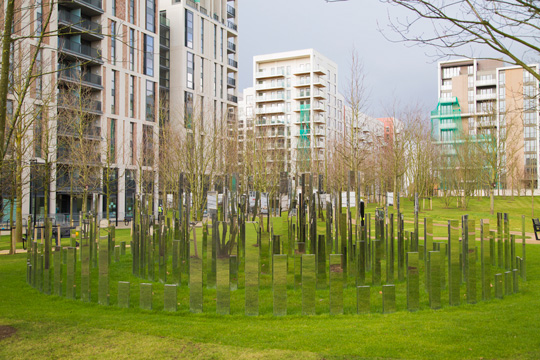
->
[35,0,42,35]
[36,49,42,99]
[146,80,155,122]
[111,21,116,65]
[185,91,193,128]
[220,65,223,98]
[220,29,223,62]
[144,34,154,76]
[213,25,217,59]
[187,52,194,89]
[200,57,204,90]
[200,19,204,53]
[129,122,135,164]
[214,63,217,96]
[109,118,116,161]
[185,10,193,49]
[146,0,155,32]
[112,0,116,16]
[129,76,135,118]
[129,0,135,24]
[143,125,154,166]
[111,70,116,114]
[129,29,135,71]
[34,106,42,157]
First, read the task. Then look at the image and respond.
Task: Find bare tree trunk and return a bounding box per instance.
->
[0,0,15,163]
[14,157,22,253]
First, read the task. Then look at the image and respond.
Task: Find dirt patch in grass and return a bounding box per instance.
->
[0,326,17,340]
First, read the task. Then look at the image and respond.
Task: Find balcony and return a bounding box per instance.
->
[160,14,170,28]
[256,94,284,102]
[256,119,285,126]
[160,77,170,89]
[57,124,101,140]
[186,0,198,10]
[313,91,326,100]
[200,6,208,16]
[58,67,103,89]
[256,81,285,91]
[294,105,311,112]
[293,91,310,100]
[256,107,285,115]
[59,0,104,16]
[227,77,236,87]
[313,104,325,112]
[293,80,311,88]
[58,37,103,64]
[227,41,236,53]
[314,115,325,123]
[476,93,496,101]
[58,10,103,40]
[313,78,326,87]
[57,94,102,115]
[160,55,170,68]
[313,68,326,75]
[227,4,236,18]
[227,94,238,103]
[228,58,238,69]
[227,20,237,32]
[255,69,285,79]
[293,67,311,76]
[476,78,496,87]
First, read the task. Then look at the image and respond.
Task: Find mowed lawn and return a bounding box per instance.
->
[1,196,540,359]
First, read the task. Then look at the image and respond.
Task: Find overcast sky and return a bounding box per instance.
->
[237,0,442,117]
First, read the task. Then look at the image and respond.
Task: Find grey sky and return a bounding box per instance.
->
[237,0,440,117]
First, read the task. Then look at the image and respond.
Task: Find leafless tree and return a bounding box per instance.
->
[381,0,540,81]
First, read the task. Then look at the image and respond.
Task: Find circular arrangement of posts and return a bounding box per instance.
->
[25,175,527,315]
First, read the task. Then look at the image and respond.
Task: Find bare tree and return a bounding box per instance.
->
[381,1,540,81]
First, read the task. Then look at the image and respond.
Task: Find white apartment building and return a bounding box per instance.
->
[250,49,344,176]
[432,58,540,189]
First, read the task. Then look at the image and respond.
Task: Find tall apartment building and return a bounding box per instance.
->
[251,49,344,176]
[431,58,540,189]
[1,0,238,223]
[160,0,239,133]
[17,0,162,221]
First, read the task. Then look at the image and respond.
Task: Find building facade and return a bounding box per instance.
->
[1,0,238,223]
[250,49,344,176]
[431,58,540,190]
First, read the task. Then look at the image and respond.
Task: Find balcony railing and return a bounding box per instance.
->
[200,6,208,15]
[228,58,238,68]
[160,56,170,68]
[227,77,236,87]
[160,34,170,48]
[159,15,170,27]
[186,0,198,10]
[227,4,236,18]
[59,67,102,87]
[227,20,237,31]
[58,38,102,62]
[256,94,285,102]
[227,41,236,52]
[57,124,101,139]
[227,94,238,103]
[58,10,102,35]
[57,95,102,114]
[160,77,170,89]
[60,0,103,12]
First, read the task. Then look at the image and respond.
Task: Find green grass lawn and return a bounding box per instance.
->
[1,212,540,359]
